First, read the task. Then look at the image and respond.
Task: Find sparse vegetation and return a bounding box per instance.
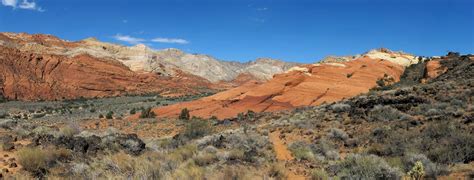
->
[0,54,472,179]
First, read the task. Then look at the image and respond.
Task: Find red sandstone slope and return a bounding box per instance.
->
[0,46,212,101]
[154,57,405,119]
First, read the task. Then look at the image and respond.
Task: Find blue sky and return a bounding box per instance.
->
[1,0,473,63]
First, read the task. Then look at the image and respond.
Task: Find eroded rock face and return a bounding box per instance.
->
[0,32,299,83]
[0,45,211,101]
[155,57,406,119]
[319,48,419,67]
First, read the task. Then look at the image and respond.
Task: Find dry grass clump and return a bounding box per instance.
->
[193,152,218,166]
[17,146,72,177]
[268,163,288,179]
[59,122,81,137]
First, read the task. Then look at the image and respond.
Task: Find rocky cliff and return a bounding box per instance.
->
[0,45,211,101]
[0,32,298,83]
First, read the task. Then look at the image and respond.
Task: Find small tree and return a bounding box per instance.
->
[106,111,114,119]
[246,110,256,120]
[130,108,136,115]
[179,108,190,120]
[237,112,245,121]
[139,107,156,118]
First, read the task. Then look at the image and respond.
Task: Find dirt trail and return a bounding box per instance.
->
[269,131,305,180]
[269,131,294,161]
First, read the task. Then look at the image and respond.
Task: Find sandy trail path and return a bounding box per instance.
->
[269,131,305,180]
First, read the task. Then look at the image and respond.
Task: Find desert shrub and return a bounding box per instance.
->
[346,73,354,78]
[310,139,339,160]
[268,163,287,180]
[0,112,8,119]
[403,154,448,178]
[183,118,212,139]
[331,103,351,113]
[179,108,190,120]
[99,114,104,118]
[193,152,218,166]
[246,110,256,120]
[420,122,474,164]
[129,108,136,115]
[17,147,55,177]
[106,111,114,119]
[226,149,245,161]
[369,105,411,121]
[139,107,156,118]
[425,108,442,116]
[237,112,245,121]
[94,151,162,179]
[289,141,314,161]
[170,161,205,180]
[326,128,348,142]
[60,122,81,137]
[367,128,412,156]
[221,165,248,180]
[169,145,197,162]
[311,169,329,180]
[336,154,402,179]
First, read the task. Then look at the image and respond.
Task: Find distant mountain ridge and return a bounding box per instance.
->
[0,32,299,83]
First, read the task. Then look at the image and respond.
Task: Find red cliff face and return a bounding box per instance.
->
[0,46,211,101]
[154,57,405,119]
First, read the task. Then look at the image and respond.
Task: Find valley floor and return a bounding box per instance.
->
[0,55,473,179]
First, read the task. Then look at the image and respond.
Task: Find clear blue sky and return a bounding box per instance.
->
[1,0,473,63]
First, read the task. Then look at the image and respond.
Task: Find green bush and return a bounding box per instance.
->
[130,108,136,115]
[106,111,114,119]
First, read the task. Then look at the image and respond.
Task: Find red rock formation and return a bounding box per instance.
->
[424,60,447,80]
[154,58,405,119]
[0,46,211,101]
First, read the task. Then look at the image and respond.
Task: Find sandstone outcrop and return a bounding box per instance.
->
[154,57,406,119]
[0,45,211,101]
